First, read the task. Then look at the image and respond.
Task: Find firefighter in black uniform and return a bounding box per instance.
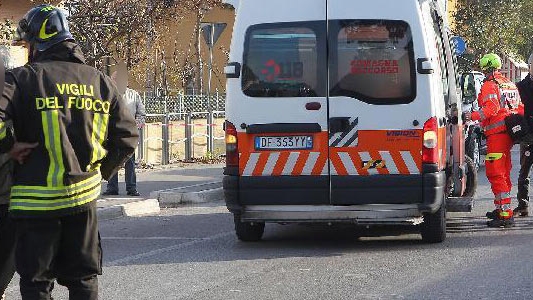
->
[0,5,139,300]
[0,54,16,300]
[515,52,533,217]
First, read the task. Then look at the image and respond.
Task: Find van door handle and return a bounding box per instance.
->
[305,102,321,110]
[329,117,350,133]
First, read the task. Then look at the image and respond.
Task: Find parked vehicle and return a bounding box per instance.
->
[223,0,475,243]
[461,71,487,170]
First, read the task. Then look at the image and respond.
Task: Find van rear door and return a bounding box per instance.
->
[327,1,426,205]
[235,0,330,205]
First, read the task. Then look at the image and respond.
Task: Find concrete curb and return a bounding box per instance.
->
[159,187,224,207]
[148,181,221,199]
[98,199,161,220]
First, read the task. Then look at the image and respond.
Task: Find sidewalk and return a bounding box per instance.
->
[97,163,225,220]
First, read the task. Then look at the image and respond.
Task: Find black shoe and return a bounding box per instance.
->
[127,190,140,196]
[513,201,529,217]
[102,190,119,196]
[487,217,515,228]
[486,209,499,220]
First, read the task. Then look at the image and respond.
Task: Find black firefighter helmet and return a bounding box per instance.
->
[14,4,74,52]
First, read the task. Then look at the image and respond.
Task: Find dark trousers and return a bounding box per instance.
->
[0,204,16,295]
[106,154,136,193]
[518,143,533,203]
[15,206,102,300]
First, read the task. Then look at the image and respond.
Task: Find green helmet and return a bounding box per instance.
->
[479,53,502,71]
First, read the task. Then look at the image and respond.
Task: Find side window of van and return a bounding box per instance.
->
[329,20,416,104]
[242,22,326,97]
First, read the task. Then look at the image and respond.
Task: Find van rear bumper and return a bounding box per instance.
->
[223,170,446,221]
[240,204,425,225]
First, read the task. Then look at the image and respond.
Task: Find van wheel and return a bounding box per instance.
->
[234,215,265,242]
[420,201,446,243]
[462,156,478,198]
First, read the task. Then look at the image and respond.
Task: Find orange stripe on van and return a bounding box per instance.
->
[252,152,270,176]
[438,127,446,170]
[272,152,290,176]
[331,153,348,176]
[390,151,410,174]
[239,152,251,175]
[292,151,309,176]
[313,153,328,175]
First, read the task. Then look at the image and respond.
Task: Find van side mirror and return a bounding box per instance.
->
[225,62,241,78]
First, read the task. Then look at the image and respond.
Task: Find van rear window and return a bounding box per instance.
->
[242,22,326,97]
[241,20,415,103]
[329,20,416,104]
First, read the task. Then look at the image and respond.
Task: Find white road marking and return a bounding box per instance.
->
[107,232,233,266]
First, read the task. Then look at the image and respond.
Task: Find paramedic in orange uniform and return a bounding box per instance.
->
[465,53,523,227]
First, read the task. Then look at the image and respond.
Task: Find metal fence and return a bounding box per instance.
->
[138,92,226,165]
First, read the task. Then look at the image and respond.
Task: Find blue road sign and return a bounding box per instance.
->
[451,36,467,56]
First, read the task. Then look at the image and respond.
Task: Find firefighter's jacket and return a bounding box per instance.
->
[472,71,523,136]
[0,42,139,217]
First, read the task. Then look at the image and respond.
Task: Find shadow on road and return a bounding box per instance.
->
[101,210,533,268]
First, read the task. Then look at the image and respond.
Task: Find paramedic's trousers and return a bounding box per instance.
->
[0,204,16,296]
[486,133,514,215]
[518,143,533,202]
[15,206,102,300]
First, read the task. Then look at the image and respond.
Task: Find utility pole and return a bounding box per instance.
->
[201,22,226,153]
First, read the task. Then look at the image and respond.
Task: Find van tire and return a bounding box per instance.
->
[234,215,265,242]
[420,201,446,243]
[462,156,478,198]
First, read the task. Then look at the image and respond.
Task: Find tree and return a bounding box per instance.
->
[454,0,532,62]
[64,0,224,92]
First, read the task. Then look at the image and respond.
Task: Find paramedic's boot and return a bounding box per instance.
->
[487,217,515,228]
[486,209,499,220]
[487,210,515,228]
[513,200,529,217]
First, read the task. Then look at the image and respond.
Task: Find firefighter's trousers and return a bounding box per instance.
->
[0,204,16,296]
[517,143,533,203]
[15,206,102,300]
[486,133,514,218]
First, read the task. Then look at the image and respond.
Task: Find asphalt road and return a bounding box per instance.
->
[5,148,533,300]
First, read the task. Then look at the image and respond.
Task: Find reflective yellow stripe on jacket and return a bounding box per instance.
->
[10,172,101,211]
[0,123,6,140]
[90,113,109,167]
[42,110,65,186]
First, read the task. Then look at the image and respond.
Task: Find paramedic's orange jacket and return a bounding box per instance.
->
[471,71,523,136]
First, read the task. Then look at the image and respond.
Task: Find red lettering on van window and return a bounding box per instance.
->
[350,60,399,74]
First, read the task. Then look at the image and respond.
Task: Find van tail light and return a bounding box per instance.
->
[422,117,439,164]
[225,121,239,168]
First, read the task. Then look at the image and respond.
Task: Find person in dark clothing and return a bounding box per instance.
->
[0,55,16,300]
[0,5,139,300]
[515,52,533,217]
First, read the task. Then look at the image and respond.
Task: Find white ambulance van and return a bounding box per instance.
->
[223,0,474,243]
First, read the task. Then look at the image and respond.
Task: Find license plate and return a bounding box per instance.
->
[255,136,313,150]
